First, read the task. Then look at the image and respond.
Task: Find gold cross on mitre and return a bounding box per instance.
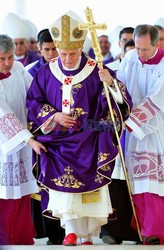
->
[78,7,107,67]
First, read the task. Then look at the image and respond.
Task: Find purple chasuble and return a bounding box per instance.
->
[17,50,40,67]
[28,57,46,77]
[26,53,132,197]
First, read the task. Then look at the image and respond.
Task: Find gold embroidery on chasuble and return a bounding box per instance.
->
[100,163,111,172]
[71,107,87,119]
[98,152,110,163]
[27,121,34,131]
[95,174,104,184]
[50,166,85,189]
[36,104,55,118]
[101,109,121,132]
[118,81,127,99]
[98,154,111,171]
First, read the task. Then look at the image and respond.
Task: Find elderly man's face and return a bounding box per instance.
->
[14,38,28,56]
[0,50,14,74]
[58,48,82,69]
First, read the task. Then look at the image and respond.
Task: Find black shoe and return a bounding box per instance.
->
[143,237,160,245]
[47,240,54,245]
[102,235,122,244]
[135,240,143,245]
[46,239,63,245]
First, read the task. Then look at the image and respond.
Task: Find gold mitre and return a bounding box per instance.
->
[49,11,87,50]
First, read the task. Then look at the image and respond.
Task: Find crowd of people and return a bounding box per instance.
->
[0,9,164,247]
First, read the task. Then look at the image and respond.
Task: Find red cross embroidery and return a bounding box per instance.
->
[64,77,72,85]
[87,60,96,66]
[62,99,69,107]
[50,57,58,63]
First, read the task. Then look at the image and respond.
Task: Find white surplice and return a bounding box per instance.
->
[0,61,38,199]
[116,49,164,195]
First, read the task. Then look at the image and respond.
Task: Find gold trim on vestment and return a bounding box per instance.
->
[30,193,41,201]
[82,190,101,204]
[37,104,56,118]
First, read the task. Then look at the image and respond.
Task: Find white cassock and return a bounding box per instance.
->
[0,61,38,199]
[116,49,164,196]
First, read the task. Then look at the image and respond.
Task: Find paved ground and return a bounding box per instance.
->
[1,237,164,250]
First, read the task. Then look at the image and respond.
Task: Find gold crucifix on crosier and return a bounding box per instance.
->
[78,9,107,66]
[78,7,142,242]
